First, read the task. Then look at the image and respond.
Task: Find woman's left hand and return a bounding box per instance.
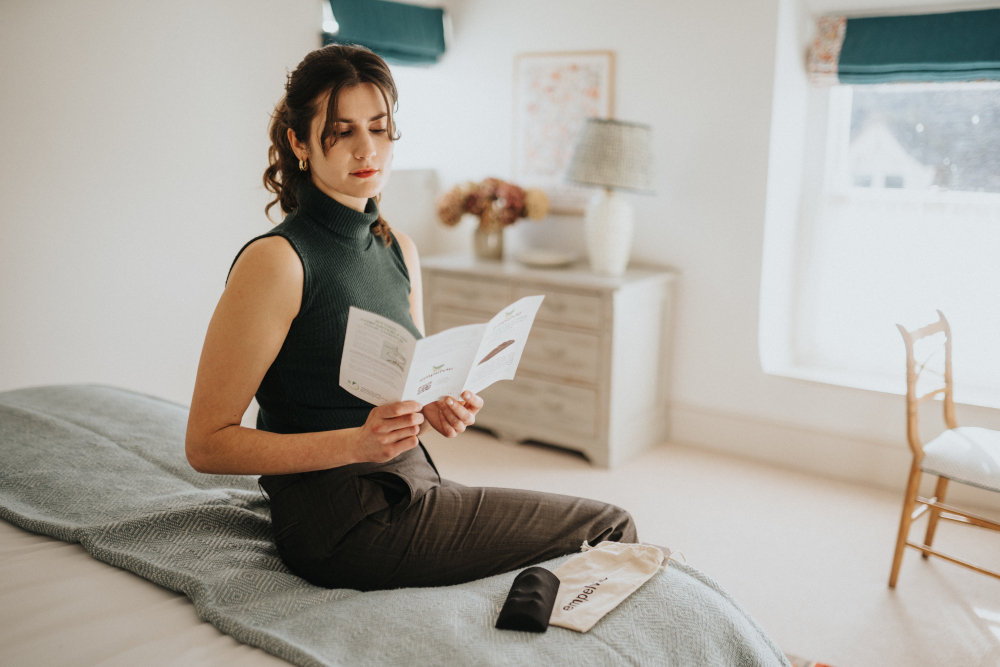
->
[422,391,483,438]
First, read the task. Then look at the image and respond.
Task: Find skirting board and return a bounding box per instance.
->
[670,402,1000,513]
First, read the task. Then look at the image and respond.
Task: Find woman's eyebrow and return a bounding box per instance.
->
[334,113,388,124]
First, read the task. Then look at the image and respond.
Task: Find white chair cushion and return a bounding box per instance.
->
[922,426,1000,493]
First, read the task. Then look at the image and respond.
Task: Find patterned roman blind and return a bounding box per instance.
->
[807,8,1000,84]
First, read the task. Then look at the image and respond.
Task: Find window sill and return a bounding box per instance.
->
[765,362,1000,412]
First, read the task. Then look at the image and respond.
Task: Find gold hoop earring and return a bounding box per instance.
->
[298,158,308,172]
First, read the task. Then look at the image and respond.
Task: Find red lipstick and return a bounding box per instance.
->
[351,169,377,178]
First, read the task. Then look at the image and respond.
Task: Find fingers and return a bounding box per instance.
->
[377,400,424,418]
[438,395,477,436]
[360,402,424,462]
[460,391,484,413]
[373,406,423,438]
[371,401,423,428]
[416,393,485,439]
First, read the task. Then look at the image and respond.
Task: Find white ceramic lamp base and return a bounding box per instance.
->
[585,189,633,277]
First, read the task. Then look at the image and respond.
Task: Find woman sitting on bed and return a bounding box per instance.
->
[185,43,637,591]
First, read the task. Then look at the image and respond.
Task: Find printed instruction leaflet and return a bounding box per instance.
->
[340,295,544,406]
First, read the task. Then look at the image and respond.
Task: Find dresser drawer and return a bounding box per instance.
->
[423,256,675,467]
[513,284,603,330]
[482,377,597,439]
[430,275,511,314]
[432,308,601,386]
[521,324,601,384]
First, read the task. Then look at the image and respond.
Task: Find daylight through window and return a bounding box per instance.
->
[790,81,1000,405]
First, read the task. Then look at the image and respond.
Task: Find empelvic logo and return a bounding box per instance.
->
[561,577,609,611]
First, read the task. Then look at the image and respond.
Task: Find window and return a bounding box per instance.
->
[787,81,1000,405]
[839,84,1000,195]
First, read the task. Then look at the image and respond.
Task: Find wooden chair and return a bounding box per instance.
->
[889,310,1000,587]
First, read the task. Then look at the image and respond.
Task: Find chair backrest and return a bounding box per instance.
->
[896,310,957,458]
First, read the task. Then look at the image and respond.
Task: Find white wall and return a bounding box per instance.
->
[0,0,321,405]
[2,0,998,506]
[392,0,785,426]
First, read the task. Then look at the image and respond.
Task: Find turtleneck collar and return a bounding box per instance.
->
[296,181,379,247]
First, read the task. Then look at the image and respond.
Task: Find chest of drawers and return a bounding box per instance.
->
[422,255,676,467]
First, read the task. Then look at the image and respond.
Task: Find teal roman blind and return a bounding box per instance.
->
[807,8,1000,84]
[324,0,446,66]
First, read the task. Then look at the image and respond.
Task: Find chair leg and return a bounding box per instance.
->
[922,476,949,558]
[889,465,923,588]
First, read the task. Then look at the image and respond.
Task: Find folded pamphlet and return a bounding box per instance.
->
[339,295,544,406]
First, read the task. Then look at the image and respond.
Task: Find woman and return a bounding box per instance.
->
[186,44,637,591]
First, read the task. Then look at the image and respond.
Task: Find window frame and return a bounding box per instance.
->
[762,78,1000,409]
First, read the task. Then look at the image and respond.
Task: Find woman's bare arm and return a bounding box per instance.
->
[185,236,423,475]
[395,229,425,336]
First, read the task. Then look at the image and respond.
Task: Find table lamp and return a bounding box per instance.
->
[567,118,654,277]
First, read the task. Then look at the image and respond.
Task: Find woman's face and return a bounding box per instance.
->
[291,82,394,212]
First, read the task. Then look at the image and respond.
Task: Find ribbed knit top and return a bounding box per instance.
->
[234,181,420,436]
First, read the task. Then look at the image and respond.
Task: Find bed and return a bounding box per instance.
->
[0,384,789,666]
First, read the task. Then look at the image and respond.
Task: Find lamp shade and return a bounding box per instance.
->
[567,118,654,193]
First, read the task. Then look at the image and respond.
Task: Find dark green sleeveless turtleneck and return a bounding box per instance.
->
[234,182,420,435]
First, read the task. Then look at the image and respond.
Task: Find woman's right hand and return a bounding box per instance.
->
[354,401,425,463]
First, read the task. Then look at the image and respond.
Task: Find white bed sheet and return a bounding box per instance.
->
[0,519,285,666]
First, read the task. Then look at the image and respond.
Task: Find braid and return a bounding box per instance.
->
[373,199,393,246]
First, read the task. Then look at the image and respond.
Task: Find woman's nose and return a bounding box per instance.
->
[353,132,376,160]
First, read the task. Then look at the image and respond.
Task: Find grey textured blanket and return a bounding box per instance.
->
[0,384,787,666]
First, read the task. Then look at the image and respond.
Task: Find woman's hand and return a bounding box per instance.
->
[354,401,425,463]
[422,391,484,438]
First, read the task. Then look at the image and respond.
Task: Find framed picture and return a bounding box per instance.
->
[513,50,615,214]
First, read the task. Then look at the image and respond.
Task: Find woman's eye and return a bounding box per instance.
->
[336,130,352,138]
[371,128,386,134]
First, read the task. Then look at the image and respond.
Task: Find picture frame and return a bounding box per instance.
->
[513,50,615,215]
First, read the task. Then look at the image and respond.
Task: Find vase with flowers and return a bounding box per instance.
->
[436,177,549,260]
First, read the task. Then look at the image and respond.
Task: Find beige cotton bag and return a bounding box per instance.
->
[549,541,667,633]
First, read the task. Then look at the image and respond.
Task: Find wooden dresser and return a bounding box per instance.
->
[422,255,676,467]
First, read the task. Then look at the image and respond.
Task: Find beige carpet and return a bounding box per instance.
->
[421,428,1000,667]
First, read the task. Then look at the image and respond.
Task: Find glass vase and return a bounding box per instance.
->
[473,226,504,260]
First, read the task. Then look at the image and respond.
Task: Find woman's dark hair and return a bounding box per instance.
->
[264,44,400,244]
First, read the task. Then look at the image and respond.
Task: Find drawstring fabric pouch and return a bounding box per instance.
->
[549,541,668,633]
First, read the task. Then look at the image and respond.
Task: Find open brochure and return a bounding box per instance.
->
[340,295,544,406]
